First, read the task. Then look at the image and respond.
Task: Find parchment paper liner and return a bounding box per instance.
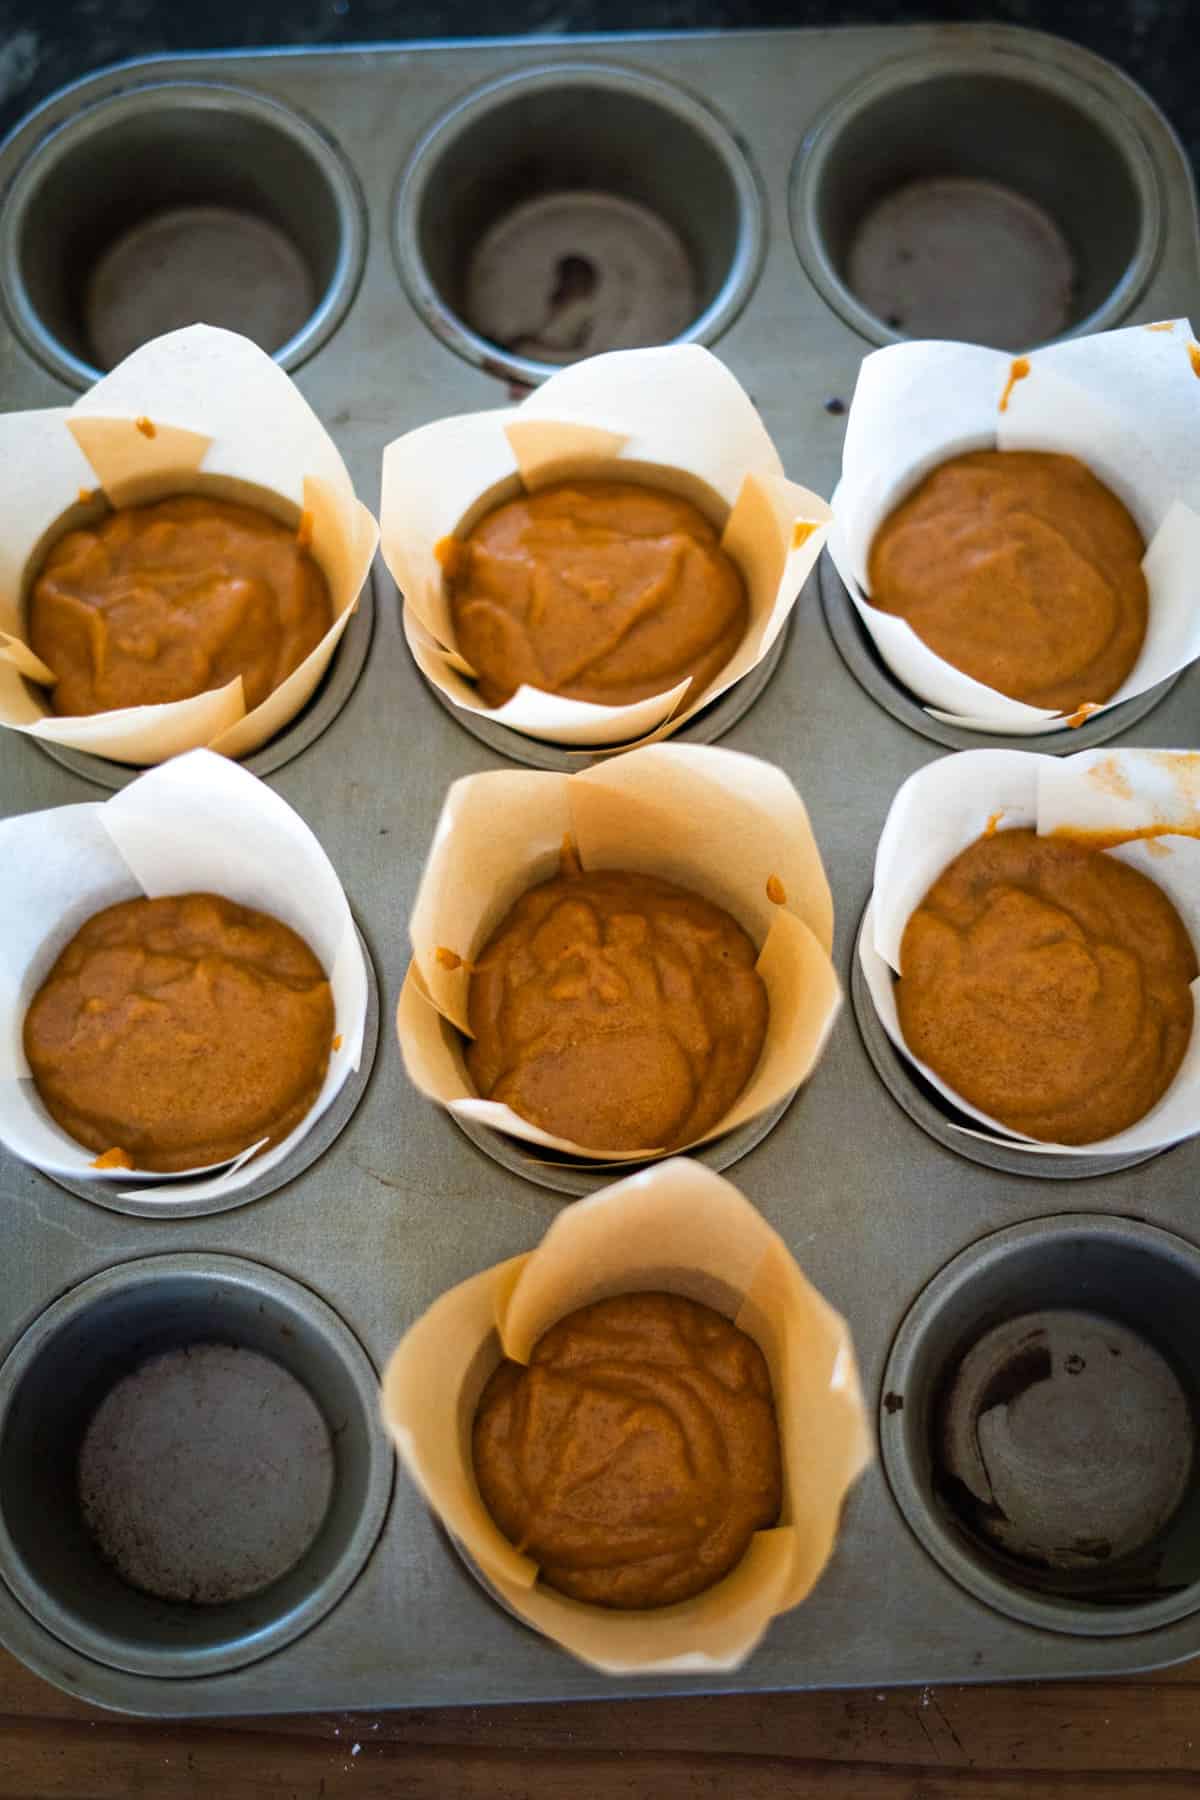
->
[0,324,378,765]
[860,746,1200,1156]
[0,747,367,1201]
[381,344,831,748]
[397,742,841,1161]
[828,320,1200,734]
[381,1157,870,1674]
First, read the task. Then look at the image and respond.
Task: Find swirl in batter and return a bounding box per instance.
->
[442,480,747,709]
[466,864,767,1152]
[24,893,334,1172]
[896,829,1196,1144]
[473,1292,782,1609]
[868,451,1148,712]
[29,495,331,716]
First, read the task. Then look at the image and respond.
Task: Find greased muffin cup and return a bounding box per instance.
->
[827,320,1200,734]
[380,1157,870,1674]
[0,323,378,764]
[0,748,367,1202]
[396,742,841,1161]
[859,746,1200,1158]
[380,344,830,748]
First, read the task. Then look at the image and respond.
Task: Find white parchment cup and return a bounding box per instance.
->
[860,746,1200,1156]
[381,343,831,748]
[0,748,367,1201]
[380,1157,871,1675]
[828,320,1200,734]
[0,324,379,765]
[396,742,841,1162]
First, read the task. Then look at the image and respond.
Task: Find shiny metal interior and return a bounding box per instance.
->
[0,82,366,387]
[0,1255,393,1677]
[394,63,765,386]
[881,1217,1200,1636]
[791,51,1161,348]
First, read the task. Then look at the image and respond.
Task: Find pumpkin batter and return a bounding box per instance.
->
[29,494,331,717]
[473,1292,782,1609]
[896,829,1196,1144]
[466,863,767,1152]
[441,479,748,708]
[24,893,334,1173]
[868,450,1148,712]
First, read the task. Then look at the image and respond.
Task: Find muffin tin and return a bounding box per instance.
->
[1,21,1200,1714]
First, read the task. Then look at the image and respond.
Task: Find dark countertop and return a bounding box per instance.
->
[0,0,1198,183]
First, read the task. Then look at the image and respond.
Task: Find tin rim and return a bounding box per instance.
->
[412,611,790,772]
[789,47,1162,350]
[393,62,765,387]
[0,1252,393,1677]
[881,1214,1200,1636]
[38,920,380,1218]
[0,81,367,389]
[451,1086,800,1199]
[819,555,1181,754]
[32,563,376,792]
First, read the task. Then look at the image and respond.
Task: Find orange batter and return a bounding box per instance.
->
[868,451,1148,712]
[466,862,767,1152]
[897,829,1196,1144]
[29,495,331,717]
[24,893,334,1173]
[473,1292,782,1609]
[441,480,748,708]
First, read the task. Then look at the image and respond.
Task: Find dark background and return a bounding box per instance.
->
[0,0,1198,179]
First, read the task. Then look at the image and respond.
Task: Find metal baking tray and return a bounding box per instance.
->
[2,21,1200,1715]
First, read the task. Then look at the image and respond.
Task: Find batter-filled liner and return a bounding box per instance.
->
[381,1158,870,1674]
[396,742,840,1162]
[828,320,1200,734]
[859,746,1200,1157]
[382,343,830,748]
[0,323,377,765]
[0,748,367,1202]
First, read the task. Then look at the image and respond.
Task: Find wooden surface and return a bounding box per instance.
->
[2,1647,1200,1797]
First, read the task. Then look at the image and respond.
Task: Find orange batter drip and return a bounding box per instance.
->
[897,829,1196,1145]
[29,495,331,717]
[443,480,748,709]
[466,865,767,1153]
[90,1147,133,1170]
[868,451,1148,714]
[24,894,334,1173]
[473,1292,781,1610]
[998,355,1030,413]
